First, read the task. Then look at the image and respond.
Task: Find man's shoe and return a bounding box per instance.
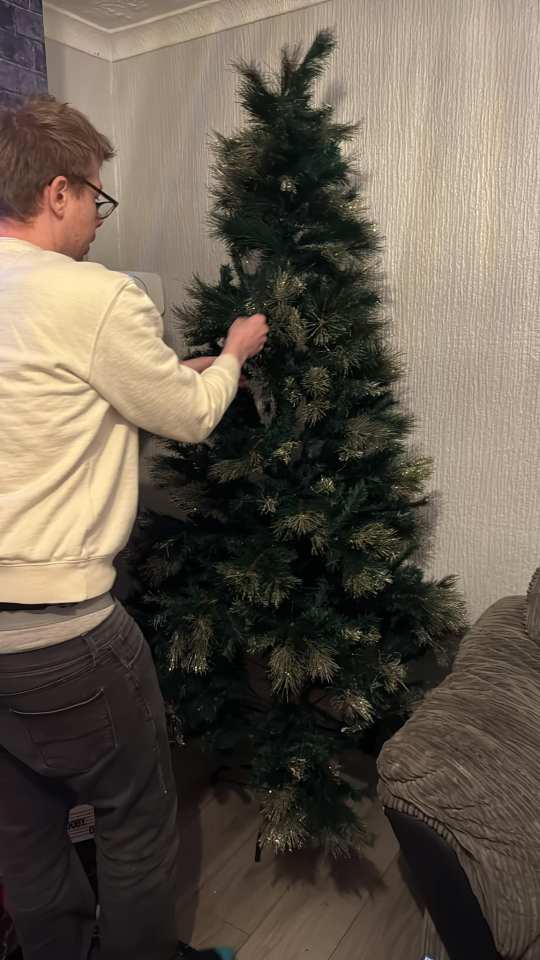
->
[176,941,235,960]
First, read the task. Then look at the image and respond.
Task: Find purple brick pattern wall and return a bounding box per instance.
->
[0,0,47,106]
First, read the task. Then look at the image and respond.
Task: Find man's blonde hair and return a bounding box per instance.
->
[0,95,115,222]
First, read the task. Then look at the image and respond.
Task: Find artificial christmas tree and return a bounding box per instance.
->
[130,29,466,857]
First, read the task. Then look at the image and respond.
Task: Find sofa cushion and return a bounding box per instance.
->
[378,595,540,960]
[526,567,540,643]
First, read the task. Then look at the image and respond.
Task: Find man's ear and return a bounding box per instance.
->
[47,175,69,219]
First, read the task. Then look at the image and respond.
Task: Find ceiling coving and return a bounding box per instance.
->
[43,0,323,60]
[45,0,220,30]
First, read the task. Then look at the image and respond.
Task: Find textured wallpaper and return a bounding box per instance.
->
[47,0,540,619]
[46,37,120,269]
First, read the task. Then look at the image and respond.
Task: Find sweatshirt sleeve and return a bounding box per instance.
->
[88,280,240,442]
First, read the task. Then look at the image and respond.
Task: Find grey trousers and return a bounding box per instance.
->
[0,601,179,960]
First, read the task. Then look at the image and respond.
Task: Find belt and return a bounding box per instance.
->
[0,602,78,611]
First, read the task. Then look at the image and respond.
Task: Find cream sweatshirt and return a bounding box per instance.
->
[0,238,240,604]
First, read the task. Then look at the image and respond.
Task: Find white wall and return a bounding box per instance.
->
[46,0,540,619]
[46,38,120,269]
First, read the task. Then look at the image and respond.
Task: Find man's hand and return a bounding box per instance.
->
[222,313,268,366]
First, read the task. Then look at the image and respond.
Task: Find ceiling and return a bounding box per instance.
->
[45,0,221,30]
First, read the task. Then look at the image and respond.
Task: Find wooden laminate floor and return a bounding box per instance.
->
[173,747,426,960]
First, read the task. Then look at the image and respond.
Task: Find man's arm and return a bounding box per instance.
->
[88,281,267,443]
[182,356,247,387]
[181,356,216,374]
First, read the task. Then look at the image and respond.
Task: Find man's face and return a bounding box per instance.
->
[63,159,104,261]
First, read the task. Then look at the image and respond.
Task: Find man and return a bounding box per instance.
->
[0,95,268,960]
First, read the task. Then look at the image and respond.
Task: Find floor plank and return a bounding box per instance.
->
[329,858,423,960]
[192,794,378,936]
[176,787,260,913]
[187,754,381,937]
[174,751,429,960]
[235,801,399,960]
[177,898,249,954]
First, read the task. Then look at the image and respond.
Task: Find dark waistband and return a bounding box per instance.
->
[0,593,115,630]
[0,603,75,611]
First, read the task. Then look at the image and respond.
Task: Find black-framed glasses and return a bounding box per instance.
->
[47,176,119,220]
[81,179,119,220]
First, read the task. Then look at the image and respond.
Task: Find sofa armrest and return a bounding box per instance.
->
[386,809,501,960]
